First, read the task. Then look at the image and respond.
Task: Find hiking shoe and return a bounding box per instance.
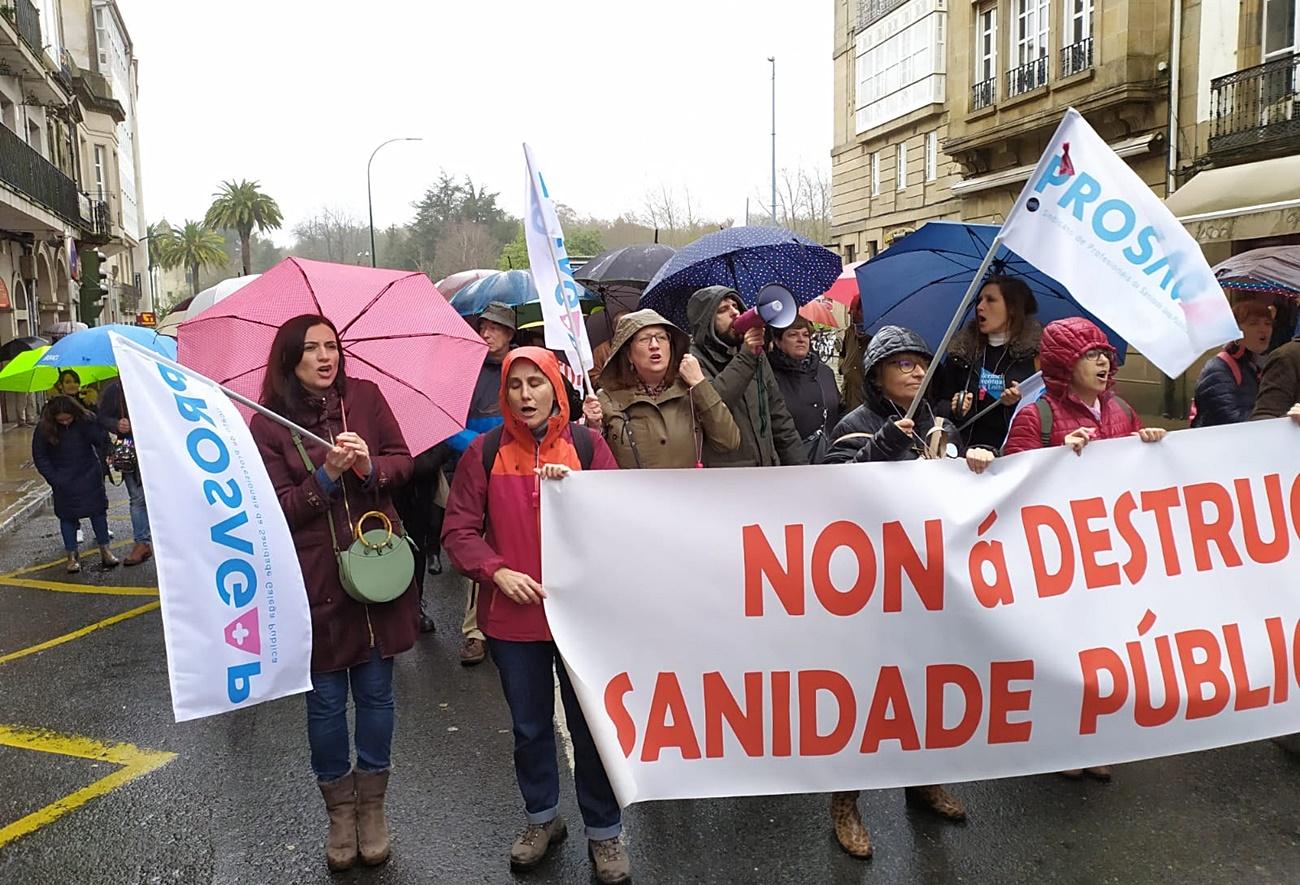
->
[588,836,631,884]
[460,637,486,666]
[510,817,567,871]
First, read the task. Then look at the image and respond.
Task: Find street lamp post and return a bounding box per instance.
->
[768,56,776,226]
[367,137,423,268]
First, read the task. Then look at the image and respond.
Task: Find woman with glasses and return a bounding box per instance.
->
[822,325,988,858]
[586,309,740,469]
[767,316,842,463]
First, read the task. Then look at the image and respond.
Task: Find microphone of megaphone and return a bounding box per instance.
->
[731,284,799,336]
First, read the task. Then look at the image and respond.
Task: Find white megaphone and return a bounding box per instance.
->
[731,284,798,336]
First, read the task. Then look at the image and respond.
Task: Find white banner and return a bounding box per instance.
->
[542,420,1300,805]
[111,335,312,721]
[999,108,1239,378]
[523,143,594,377]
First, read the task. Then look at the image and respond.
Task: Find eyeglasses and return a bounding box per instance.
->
[1082,348,1111,362]
[888,358,929,374]
[633,333,671,346]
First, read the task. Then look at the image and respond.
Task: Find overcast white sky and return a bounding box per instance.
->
[115,0,834,245]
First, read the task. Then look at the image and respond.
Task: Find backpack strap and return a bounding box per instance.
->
[571,423,595,470]
[1113,396,1135,422]
[1034,398,1053,448]
[479,426,505,479]
[1217,350,1243,386]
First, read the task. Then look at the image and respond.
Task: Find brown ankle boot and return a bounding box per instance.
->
[905,784,967,822]
[830,791,872,858]
[318,772,358,871]
[354,768,391,865]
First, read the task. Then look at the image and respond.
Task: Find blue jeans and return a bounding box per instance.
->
[305,648,395,782]
[488,638,622,839]
[60,514,109,552]
[122,468,151,544]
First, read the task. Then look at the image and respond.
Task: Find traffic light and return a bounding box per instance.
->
[79,249,110,325]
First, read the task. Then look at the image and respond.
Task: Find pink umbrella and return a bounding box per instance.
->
[434,268,498,300]
[824,260,866,306]
[798,297,844,329]
[178,257,487,455]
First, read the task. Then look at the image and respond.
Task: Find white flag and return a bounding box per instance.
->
[999,108,1239,378]
[111,334,313,721]
[523,143,593,377]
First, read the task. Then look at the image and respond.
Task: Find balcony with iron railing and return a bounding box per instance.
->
[0,123,81,226]
[1007,56,1049,98]
[971,77,996,111]
[2,0,43,53]
[1209,52,1300,156]
[1061,37,1094,78]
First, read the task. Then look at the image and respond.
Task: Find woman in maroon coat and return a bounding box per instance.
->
[250,314,415,873]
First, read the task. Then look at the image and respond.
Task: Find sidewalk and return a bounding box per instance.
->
[0,424,51,535]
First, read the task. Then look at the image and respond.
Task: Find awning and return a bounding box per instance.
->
[949,134,1160,197]
[1167,154,1300,244]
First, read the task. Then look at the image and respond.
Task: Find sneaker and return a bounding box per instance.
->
[76,528,83,544]
[460,637,486,666]
[510,817,567,871]
[427,553,442,575]
[588,836,631,884]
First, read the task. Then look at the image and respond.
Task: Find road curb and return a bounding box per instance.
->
[0,481,51,537]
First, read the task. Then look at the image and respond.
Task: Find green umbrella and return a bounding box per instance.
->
[0,347,118,393]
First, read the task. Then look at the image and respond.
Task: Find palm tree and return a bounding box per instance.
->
[204,179,284,275]
[154,220,227,296]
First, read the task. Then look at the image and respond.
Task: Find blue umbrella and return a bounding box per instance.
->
[854,222,1128,360]
[639,226,843,329]
[448,269,600,317]
[36,323,177,368]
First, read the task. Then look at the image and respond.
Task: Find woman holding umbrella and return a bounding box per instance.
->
[935,276,1043,452]
[250,314,416,873]
[588,308,740,469]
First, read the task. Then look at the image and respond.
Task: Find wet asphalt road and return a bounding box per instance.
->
[1,486,1299,884]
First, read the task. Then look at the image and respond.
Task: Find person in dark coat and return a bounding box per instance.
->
[1192,299,1273,427]
[686,285,806,467]
[98,378,152,566]
[935,275,1042,452]
[31,396,119,573]
[767,315,842,462]
[822,326,987,859]
[250,313,415,873]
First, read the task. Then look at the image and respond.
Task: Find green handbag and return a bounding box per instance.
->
[292,432,415,604]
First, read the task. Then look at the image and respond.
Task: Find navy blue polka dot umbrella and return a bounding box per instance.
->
[639,226,843,329]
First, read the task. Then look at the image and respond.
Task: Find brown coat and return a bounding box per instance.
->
[1251,339,1300,420]
[251,378,417,673]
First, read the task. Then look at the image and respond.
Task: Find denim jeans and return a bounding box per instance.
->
[122,468,151,544]
[305,648,395,782]
[60,514,109,552]
[487,638,622,839]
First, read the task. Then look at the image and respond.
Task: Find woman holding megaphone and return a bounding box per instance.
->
[586,309,741,469]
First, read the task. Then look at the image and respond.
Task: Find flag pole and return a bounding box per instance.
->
[905,234,1003,420]
[113,335,336,449]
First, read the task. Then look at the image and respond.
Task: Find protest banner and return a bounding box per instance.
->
[523,143,594,388]
[112,335,312,721]
[542,419,1300,805]
[998,108,1240,378]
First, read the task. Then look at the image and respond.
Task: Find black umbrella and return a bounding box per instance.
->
[0,336,48,362]
[574,244,676,315]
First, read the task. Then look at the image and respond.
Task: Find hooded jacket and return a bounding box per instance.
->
[825,325,959,464]
[597,309,741,469]
[445,352,507,453]
[1003,317,1142,454]
[935,319,1042,451]
[441,347,618,642]
[32,414,110,520]
[685,286,806,467]
[1250,339,1300,420]
[250,378,417,673]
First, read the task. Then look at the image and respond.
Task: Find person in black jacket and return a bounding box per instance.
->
[98,379,152,566]
[767,316,842,463]
[935,275,1042,452]
[822,326,992,859]
[1192,299,1274,427]
[32,396,120,573]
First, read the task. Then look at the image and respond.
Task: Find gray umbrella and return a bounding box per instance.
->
[574,244,676,315]
[1212,246,1300,299]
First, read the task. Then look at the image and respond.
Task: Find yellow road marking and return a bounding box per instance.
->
[0,541,134,582]
[0,726,175,847]
[0,577,157,596]
[0,601,160,666]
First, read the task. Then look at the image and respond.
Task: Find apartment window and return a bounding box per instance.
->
[1061,0,1095,76]
[896,142,908,191]
[1010,0,1050,96]
[1263,0,1298,59]
[973,5,998,109]
[926,132,938,181]
[844,243,857,265]
[871,151,881,196]
[93,145,106,199]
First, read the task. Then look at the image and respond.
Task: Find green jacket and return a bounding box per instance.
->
[685,286,807,467]
[1251,338,1300,420]
[597,309,740,469]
